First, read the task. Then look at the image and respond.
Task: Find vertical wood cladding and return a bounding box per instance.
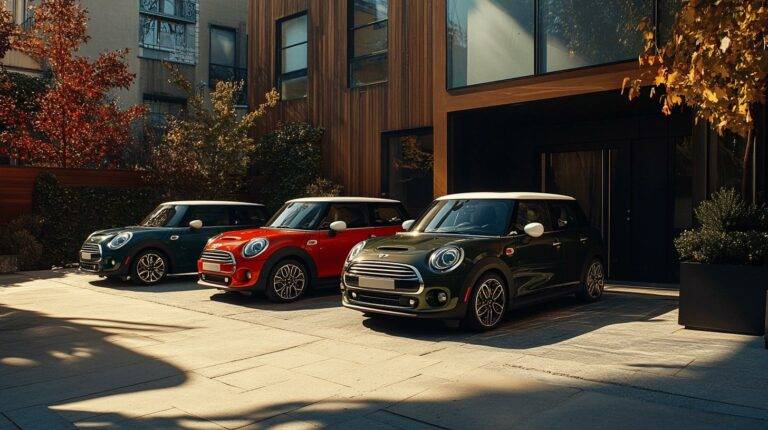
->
[249,0,434,197]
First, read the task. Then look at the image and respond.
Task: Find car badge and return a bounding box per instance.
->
[378,253,389,258]
[505,247,515,256]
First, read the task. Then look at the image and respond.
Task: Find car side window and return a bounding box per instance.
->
[514,201,553,233]
[230,206,267,226]
[318,203,369,229]
[182,206,229,227]
[371,204,407,226]
[567,201,589,228]
[549,202,575,230]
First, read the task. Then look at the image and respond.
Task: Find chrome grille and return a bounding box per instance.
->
[201,250,235,265]
[80,243,102,262]
[347,261,420,281]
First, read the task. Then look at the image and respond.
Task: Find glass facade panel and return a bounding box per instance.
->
[281,75,308,100]
[282,44,308,74]
[349,0,387,87]
[539,0,651,73]
[210,27,235,67]
[278,13,309,100]
[352,0,388,27]
[350,54,387,87]
[447,0,534,88]
[352,22,388,56]
[281,13,308,47]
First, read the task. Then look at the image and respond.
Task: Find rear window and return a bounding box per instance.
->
[371,203,408,226]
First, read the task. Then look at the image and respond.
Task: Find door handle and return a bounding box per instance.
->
[552,241,562,247]
[579,237,588,244]
[170,235,179,241]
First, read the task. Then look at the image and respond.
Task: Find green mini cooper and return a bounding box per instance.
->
[79,201,268,285]
[342,192,606,330]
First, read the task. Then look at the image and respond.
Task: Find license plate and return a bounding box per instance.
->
[202,262,221,272]
[357,276,395,290]
[80,251,91,260]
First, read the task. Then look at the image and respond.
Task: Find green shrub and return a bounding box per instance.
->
[675,188,768,266]
[255,122,326,211]
[0,220,43,271]
[29,172,160,268]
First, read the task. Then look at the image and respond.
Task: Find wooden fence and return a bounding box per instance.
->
[0,166,146,222]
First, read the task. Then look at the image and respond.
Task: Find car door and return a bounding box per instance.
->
[368,202,409,237]
[307,203,371,279]
[175,205,232,273]
[508,200,563,296]
[548,200,590,284]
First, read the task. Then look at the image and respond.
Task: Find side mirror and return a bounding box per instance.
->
[523,222,544,238]
[329,221,347,236]
[402,219,415,231]
[189,219,203,230]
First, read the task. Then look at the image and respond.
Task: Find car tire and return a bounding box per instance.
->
[130,250,169,286]
[463,273,508,331]
[576,258,605,302]
[265,259,308,303]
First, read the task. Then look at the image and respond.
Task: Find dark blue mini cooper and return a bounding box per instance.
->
[79,201,268,285]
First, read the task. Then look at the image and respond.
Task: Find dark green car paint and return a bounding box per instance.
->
[79,203,267,279]
[342,198,604,321]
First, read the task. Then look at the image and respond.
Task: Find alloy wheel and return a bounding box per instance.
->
[586,260,605,298]
[474,278,506,328]
[272,263,306,300]
[136,253,166,284]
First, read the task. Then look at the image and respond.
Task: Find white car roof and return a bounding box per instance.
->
[163,201,264,206]
[436,192,575,201]
[287,196,401,203]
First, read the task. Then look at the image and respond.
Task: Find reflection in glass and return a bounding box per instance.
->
[350,54,388,87]
[712,130,746,194]
[210,27,235,66]
[447,0,534,88]
[385,134,434,217]
[353,22,388,56]
[538,0,651,73]
[349,0,388,87]
[278,13,308,100]
[352,0,388,27]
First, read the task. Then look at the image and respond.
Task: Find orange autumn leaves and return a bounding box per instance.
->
[0,0,145,168]
[623,0,768,139]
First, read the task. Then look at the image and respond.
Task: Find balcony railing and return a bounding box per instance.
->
[140,0,197,23]
[209,64,247,106]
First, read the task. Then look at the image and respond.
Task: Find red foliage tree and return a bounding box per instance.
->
[0,4,14,59]
[0,0,145,168]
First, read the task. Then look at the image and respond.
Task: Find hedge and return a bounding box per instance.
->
[30,172,161,268]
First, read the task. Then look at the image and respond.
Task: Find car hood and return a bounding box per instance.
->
[204,227,308,254]
[86,226,172,243]
[358,232,475,260]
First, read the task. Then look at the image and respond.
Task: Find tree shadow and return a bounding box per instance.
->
[209,287,342,312]
[0,304,188,421]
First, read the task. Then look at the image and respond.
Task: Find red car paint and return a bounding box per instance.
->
[197,198,407,293]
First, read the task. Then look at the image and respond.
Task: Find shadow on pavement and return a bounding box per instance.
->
[209,287,342,312]
[88,275,202,293]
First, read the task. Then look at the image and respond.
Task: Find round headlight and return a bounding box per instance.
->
[107,232,133,250]
[346,240,367,262]
[242,238,269,258]
[429,246,464,273]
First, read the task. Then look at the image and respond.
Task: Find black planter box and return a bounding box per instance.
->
[679,262,768,336]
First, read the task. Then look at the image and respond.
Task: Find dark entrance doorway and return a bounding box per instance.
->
[449,91,693,283]
[381,128,434,218]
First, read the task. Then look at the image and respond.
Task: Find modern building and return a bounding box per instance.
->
[249,0,767,284]
[1,0,250,122]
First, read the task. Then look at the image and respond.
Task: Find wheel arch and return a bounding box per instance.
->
[259,246,319,288]
[130,242,175,272]
[461,257,515,304]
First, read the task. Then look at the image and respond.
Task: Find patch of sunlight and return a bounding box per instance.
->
[1,356,38,367]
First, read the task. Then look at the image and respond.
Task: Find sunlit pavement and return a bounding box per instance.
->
[1,270,766,429]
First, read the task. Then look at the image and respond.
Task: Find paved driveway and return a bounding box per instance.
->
[0,271,766,429]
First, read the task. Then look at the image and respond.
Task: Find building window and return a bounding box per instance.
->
[209,26,246,105]
[276,12,308,100]
[348,0,388,88]
[447,0,534,88]
[139,0,197,65]
[447,0,671,89]
[144,95,186,129]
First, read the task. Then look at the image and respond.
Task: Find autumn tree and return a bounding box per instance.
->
[0,0,145,168]
[624,0,768,199]
[151,67,279,200]
[0,3,14,59]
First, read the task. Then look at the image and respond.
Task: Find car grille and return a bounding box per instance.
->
[200,273,231,286]
[80,243,102,262]
[346,261,420,281]
[201,250,235,265]
[347,289,413,310]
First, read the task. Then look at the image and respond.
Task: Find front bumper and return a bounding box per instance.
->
[197,258,267,291]
[78,246,130,276]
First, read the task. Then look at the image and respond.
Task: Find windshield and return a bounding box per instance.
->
[414,199,515,236]
[140,205,177,227]
[266,202,326,230]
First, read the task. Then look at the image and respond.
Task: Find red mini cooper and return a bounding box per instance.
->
[197,197,408,302]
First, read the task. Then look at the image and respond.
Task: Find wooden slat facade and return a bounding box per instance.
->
[0,167,145,222]
[248,0,434,197]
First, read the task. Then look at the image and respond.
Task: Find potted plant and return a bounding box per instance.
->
[676,189,768,335]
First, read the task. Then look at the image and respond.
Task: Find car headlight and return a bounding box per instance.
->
[429,246,464,273]
[346,240,367,262]
[107,232,133,250]
[242,238,269,258]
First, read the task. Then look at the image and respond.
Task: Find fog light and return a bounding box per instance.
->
[350,291,358,300]
[437,291,448,304]
[408,298,417,308]
[244,270,252,280]
[224,277,230,283]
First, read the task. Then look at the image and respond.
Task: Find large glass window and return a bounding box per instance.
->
[539,0,651,73]
[447,0,534,88]
[447,0,669,89]
[348,0,388,87]
[277,12,308,100]
[209,26,246,105]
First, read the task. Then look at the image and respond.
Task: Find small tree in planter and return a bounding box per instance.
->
[675,188,768,335]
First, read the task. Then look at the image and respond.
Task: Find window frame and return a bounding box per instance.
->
[347,0,389,88]
[275,11,309,101]
[445,0,664,91]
